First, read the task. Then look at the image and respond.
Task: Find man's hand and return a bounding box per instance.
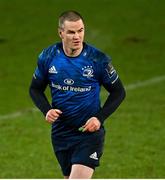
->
[45,109,62,124]
[82,117,101,132]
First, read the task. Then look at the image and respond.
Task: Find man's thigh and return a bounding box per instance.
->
[71,129,105,169]
[69,164,94,179]
[55,150,72,177]
[55,129,105,177]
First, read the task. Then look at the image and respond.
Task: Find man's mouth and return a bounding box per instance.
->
[73,41,80,45]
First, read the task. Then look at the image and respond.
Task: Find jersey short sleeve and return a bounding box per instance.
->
[98,55,118,86]
[34,50,48,81]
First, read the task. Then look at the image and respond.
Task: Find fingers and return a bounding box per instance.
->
[54,109,62,114]
[83,124,98,132]
[82,117,101,132]
[45,109,62,124]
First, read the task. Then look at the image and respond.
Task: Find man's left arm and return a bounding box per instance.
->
[82,78,125,132]
[95,78,126,124]
[82,56,126,132]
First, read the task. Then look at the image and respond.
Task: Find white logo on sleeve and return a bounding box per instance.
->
[89,152,98,160]
[49,66,58,74]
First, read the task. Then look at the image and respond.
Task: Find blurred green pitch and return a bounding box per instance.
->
[0,0,165,178]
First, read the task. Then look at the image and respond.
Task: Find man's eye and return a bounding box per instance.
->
[68,31,75,34]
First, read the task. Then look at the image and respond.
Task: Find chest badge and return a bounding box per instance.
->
[82,66,94,78]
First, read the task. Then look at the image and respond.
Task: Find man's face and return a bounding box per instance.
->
[59,19,85,51]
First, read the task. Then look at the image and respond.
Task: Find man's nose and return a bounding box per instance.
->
[73,32,79,39]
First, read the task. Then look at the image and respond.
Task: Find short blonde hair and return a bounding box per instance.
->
[59,10,84,29]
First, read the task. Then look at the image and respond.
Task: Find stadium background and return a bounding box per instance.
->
[0,0,165,178]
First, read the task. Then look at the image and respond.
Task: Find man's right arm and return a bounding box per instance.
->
[29,76,52,116]
[29,76,63,123]
[30,48,62,122]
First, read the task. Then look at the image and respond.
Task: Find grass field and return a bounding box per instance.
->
[0,0,165,178]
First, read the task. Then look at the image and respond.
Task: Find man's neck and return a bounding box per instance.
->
[62,45,83,57]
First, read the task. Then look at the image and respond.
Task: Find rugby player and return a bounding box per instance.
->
[29,10,126,179]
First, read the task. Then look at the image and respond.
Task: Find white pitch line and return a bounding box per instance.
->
[0,108,39,120]
[0,75,165,121]
[125,75,165,91]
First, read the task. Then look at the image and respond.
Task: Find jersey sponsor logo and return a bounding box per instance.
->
[89,152,98,160]
[82,66,94,78]
[51,82,91,92]
[48,66,58,74]
[64,78,74,85]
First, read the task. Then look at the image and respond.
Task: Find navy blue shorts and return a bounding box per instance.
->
[52,129,105,176]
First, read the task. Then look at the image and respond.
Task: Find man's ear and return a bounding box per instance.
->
[58,28,63,39]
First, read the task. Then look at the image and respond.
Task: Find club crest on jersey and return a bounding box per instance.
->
[82,66,94,78]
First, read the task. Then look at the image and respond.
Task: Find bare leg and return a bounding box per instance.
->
[64,176,69,179]
[69,164,94,179]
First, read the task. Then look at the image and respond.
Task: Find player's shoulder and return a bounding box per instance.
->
[38,42,61,64]
[85,43,112,63]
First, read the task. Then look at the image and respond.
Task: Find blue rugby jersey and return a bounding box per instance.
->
[34,42,118,141]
